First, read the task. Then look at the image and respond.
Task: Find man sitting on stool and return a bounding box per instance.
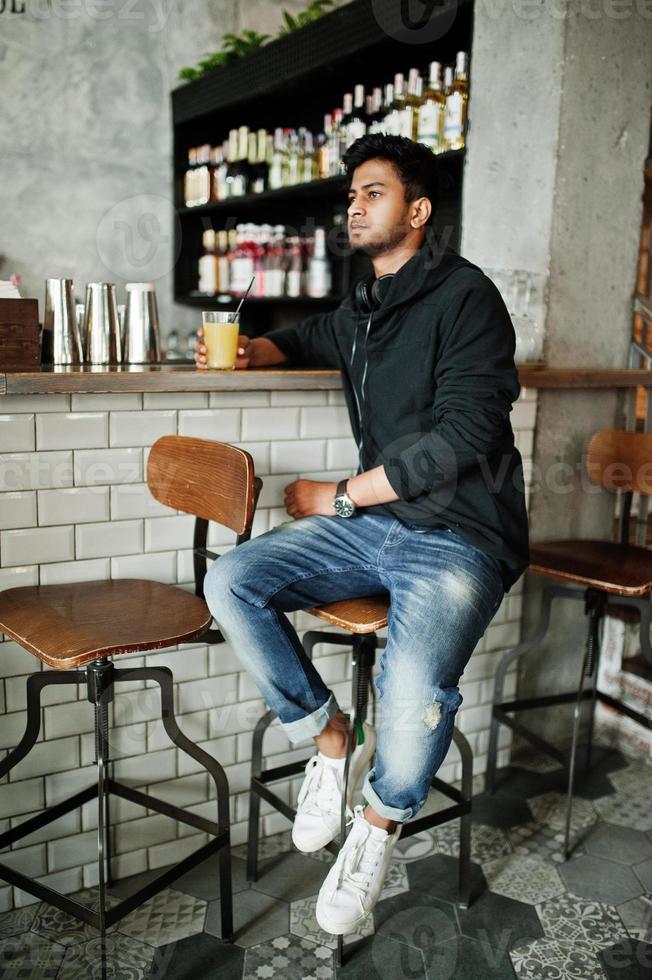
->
[195,134,530,935]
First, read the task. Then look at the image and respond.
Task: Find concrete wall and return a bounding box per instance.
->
[462,0,651,741]
[0,0,321,345]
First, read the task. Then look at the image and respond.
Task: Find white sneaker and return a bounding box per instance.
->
[291,722,376,854]
[315,803,402,935]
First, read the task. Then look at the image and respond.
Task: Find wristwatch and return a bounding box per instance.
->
[333,478,357,518]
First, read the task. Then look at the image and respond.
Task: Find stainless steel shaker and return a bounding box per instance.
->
[122,282,161,363]
[44,278,83,365]
[83,282,121,364]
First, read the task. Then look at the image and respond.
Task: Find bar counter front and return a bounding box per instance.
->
[0,362,536,909]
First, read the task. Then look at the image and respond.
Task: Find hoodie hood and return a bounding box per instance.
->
[346,229,485,317]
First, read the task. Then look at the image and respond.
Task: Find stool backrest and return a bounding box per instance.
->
[147,435,256,535]
[586,429,652,495]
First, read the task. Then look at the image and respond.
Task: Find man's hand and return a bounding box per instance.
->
[284,479,338,519]
[194,325,253,370]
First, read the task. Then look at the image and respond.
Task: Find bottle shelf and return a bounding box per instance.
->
[177,176,347,215]
[177,150,465,216]
[178,292,344,308]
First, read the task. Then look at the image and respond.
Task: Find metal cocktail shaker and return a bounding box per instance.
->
[43,278,83,365]
[122,282,161,364]
[83,282,121,365]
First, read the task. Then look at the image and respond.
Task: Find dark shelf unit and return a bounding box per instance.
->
[171,0,474,336]
[180,293,343,309]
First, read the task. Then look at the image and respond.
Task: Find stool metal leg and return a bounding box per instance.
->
[452,728,473,909]
[336,635,376,969]
[247,707,276,882]
[137,665,234,942]
[87,659,115,980]
[564,589,608,860]
[0,672,83,781]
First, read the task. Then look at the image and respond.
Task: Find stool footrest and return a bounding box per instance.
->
[597,691,652,729]
[498,691,584,713]
[0,785,96,850]
[109,779,225,837]
[430,776,463,805]
[256,759,310,784]
[400,800,470,840]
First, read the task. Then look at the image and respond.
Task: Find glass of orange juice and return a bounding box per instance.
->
[202,310,240,370]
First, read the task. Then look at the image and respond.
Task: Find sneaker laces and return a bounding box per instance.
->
[296,755,343,818]
[328,806,387,908]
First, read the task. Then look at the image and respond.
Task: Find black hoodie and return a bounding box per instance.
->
[265,233,530,593]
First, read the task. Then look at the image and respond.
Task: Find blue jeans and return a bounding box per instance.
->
[203,512,504,823]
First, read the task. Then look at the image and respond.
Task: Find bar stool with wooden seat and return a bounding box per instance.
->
[485,429,652,859]
[246,594,474,965]
[0,435,262,971]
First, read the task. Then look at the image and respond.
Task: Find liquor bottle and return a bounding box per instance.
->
[267,225,286,296]
[347,84,367,146]
[338,99,351,162]
[380,82,394,134]
[254,128,269,194]
[329,108,344,176]
[341,92,353,136]
[198,229,218,294]
[183,147,197,207]
[443,51,468,151]
[234,125,250,195]
[258,224,273,296]
[194,144,212,207]
[265,133,274,187]
[286,129,301,186]
[403,68,423,140]
[224,129,239,197]
[307,227,332,298]
[367,87,383,133]
[216,230,230,294]
[319,114,332,178]
[231,224,256,295]
[417,61,446,153]
[391,73,407,137]
[365,93,375,132]
[247,132,258,196]
[269,128,286,189]
[211,143,228,200]
[252,225,266,297]
[302,130,318,182]
[285,236,303,297]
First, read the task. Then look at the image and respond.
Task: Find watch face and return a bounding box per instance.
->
[334,495,355,518]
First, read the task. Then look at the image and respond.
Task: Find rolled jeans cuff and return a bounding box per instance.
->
[361,770,414,823]
[280,692,341,745]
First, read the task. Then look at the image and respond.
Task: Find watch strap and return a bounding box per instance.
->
[336,478,348,497]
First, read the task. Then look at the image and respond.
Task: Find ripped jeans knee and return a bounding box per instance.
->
[361,687,463,822]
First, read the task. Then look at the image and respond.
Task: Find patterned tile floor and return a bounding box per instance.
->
[0,745,650,979]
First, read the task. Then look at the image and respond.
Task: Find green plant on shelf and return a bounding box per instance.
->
[277,0,335,35]
[178,1,336,82]
[179,31,271,81]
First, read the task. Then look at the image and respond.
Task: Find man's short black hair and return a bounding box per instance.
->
[342,134,439,226]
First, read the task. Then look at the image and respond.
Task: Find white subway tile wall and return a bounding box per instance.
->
[0,388,536,909]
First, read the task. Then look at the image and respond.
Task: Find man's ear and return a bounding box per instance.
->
[410,196,432,229]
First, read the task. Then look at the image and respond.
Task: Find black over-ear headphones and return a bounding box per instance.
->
[354,274,395,314]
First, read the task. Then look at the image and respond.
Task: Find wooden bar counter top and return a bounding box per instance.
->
[1,362,651,396]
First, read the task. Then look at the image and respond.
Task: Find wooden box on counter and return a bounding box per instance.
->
[0,299,40,369]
